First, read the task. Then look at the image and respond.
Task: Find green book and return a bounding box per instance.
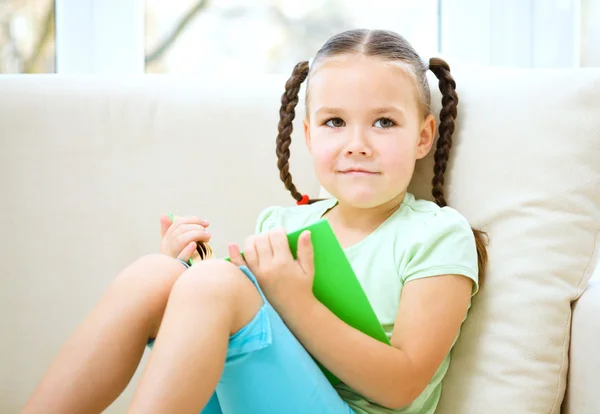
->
[227,218,390,385]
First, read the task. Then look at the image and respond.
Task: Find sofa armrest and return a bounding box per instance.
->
[563,280,600,414]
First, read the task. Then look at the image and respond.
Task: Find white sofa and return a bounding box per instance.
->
[0,68,598,413]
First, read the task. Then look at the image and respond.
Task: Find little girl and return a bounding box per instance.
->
[23,29,487,414]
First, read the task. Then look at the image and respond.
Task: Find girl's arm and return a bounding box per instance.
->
[277,274,473,409]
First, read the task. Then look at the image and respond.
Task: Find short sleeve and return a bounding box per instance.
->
[254,206,281,234]
[401,208,479,295]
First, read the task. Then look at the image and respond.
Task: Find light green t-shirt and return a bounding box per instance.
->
[255,192,479,414]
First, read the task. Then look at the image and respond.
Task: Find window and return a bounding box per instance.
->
[4,0,594,75]
[581,0,600,67]
[144,0,440,75]
[0,0,55,73]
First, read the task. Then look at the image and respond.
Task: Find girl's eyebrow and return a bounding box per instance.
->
[314,106,406,118]
[372,106,407,123]
[314,107,345,116]
[371,106,405,116]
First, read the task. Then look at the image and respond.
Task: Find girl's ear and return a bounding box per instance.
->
[416,114,436,160]
[304,118,311,151]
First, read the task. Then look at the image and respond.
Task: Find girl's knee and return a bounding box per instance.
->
[112,254,187,306]
[171,259,246,298]
[127,253,182,273]
[171,260,264,332]
[118,254,185,283]
[109,254,187,338]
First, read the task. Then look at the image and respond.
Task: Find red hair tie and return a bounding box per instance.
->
[297,194,310,205]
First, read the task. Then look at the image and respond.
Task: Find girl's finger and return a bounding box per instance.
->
[171,223,210,237]
[172,222,210,235]
[166,216,210,238]
[269,229,293,261]
[176,216,210,227]
[177,241,198,262]
[228,243,247,267]
[297,231,314,275]
[254,233,273,261]
[177,229,211,247]
[167,224,210,246]
[244,236,259,269]
[160,215,172,239]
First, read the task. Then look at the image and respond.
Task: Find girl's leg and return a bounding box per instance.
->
[22,254,187,414]
[126,260,263,414]
[128,263,354,414]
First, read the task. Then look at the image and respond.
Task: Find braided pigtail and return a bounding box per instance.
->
[429,58,488,280]
[428,58,457,208]
[276,60,313,205]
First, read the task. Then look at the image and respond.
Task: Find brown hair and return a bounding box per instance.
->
[275,29,488,280]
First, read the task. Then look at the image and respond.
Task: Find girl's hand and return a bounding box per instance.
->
[160,215,211,262]
[228,229,315,310]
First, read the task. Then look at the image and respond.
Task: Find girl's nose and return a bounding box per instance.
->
[345,129,372,157]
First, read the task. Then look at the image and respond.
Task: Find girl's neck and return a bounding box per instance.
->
[325,191,406,234]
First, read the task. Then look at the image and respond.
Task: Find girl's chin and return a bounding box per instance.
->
[334,191,385,208]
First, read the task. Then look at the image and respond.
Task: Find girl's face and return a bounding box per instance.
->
[304,54,435,209]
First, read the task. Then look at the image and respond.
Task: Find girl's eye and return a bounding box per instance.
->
[325,118,345,128]
[374,118,395,128]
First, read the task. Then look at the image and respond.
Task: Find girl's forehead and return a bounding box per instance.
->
[307,55,420,111]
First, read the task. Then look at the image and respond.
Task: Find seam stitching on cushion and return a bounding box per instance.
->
[551,307,572,414]
[577,226,600,296]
